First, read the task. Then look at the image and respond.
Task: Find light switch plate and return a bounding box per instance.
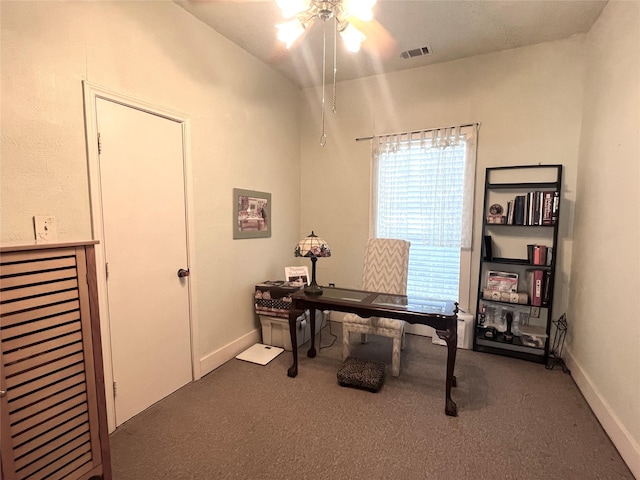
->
[33,215,58,241]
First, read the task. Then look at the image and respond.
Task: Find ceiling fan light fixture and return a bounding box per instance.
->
[276,0,312,19]
[276,19,306,48]
[343,0,376,21]
[339,23,365,52]
[275,0,378,145]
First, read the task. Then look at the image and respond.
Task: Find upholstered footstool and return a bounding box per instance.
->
[337,357,386,392]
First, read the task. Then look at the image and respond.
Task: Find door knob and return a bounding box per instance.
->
[0,389,7,398]
[177,268,190,278]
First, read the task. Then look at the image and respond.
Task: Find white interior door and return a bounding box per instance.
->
[96,98,193,426]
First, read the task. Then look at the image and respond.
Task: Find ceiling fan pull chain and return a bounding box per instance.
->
[332,16,337,115]
[320,21,327,147]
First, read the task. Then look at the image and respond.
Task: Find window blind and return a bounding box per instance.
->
[372,126,477,302]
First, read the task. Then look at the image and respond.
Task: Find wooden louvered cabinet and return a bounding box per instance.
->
[0,241,111,480]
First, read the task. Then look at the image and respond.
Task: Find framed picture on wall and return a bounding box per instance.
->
[233,188,271,239]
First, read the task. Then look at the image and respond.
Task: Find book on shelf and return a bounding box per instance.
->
[527,244,548,265]
[552,191,560,224]
[526,191,540,225]
[525,269,545,307]
[514,195,526,225]
[542,191,555,225]
[506,200,515,225]
[542,270,553,307]
[483,235,493,261]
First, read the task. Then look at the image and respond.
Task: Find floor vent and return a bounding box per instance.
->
[400,45,431,59]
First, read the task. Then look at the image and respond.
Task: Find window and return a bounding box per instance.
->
[372,125,477,310]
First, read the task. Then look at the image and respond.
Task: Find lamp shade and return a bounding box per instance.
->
[294,231,331,258]
[294,231,330,295]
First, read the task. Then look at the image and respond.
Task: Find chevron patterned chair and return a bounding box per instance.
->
[342,238,410,377]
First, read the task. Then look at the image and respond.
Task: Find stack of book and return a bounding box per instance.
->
[525,269,553,307]
[527,244,553,266]
[504,191,559,226]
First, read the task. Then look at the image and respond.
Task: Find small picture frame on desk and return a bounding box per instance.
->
[285,266,309,286]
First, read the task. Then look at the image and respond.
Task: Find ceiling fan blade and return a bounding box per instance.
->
[349,17,399,60]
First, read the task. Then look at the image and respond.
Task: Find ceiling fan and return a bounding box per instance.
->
[274,0,397,59]
[198,0,397,58]
[199,0,398,146]
[272,0,397,145]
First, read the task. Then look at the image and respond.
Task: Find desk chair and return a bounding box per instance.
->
[342,238,410,377]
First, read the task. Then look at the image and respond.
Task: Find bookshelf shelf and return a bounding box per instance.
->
[480,298,533,307]
[484,257,550,267]
[476,335,545,354]
[486,224,555,228]
[487,181,558,190]
[474,165,562,364]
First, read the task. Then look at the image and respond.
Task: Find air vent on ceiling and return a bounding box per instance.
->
[400,45,432,59]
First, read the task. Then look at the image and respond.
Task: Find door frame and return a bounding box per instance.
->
[82,81,201,433]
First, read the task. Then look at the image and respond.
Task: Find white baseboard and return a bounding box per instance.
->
[565,348,640,479]
[199,328,261,376]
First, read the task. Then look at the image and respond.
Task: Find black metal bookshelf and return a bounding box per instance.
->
[474,165,563,364]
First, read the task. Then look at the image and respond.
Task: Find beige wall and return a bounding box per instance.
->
[300,37,585,321]
[0,1,301,366]
[569,1,640,475]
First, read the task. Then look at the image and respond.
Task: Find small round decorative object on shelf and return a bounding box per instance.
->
[489,203,503,215]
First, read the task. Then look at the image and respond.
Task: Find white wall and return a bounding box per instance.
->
[300,36,585,323]
[0,1,301,374]
[567,1,640,476]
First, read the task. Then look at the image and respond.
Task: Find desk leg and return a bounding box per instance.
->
[436,328,458,417]
[307,307,317,358]
[287,308,303,378]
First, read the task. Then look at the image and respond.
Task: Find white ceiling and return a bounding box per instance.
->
[175,0,607,88]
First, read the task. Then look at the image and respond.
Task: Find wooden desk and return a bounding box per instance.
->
[287,286,460,416]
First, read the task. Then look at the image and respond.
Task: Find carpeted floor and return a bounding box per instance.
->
[109,322,634,479]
